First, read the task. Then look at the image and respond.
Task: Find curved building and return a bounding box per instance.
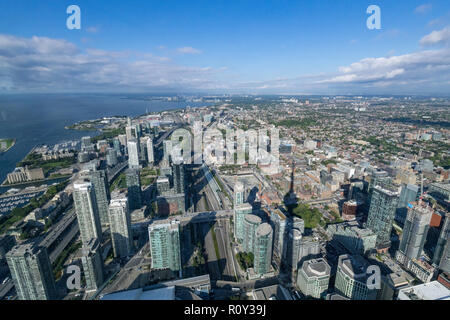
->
[254,223,273,275]
[243,214,262,253]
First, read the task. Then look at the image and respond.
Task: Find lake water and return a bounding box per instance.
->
[0,94,206,184]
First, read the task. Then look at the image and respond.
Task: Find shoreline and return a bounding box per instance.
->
[0,138,16,155]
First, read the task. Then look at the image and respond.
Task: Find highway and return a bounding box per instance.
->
[0,279,13,299]
[214,219,238,282]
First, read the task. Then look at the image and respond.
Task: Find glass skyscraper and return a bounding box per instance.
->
[148,220,181,275]
[6,242,57,300]
[109,193,133,258]
[366,184,399,249]
[73,180,103,245]
[254,223,273,275]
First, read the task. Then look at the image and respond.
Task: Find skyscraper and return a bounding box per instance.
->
[6,242,57,300]
[398,202,433,261]
[234,180,244,208]
[125,125,134,141]
[147,136,154,165]
[234,203,253,243]
[81,238,104,292]
[106,148,118,167]
[270,209,287,263]
[125,168,142,210]
[73,180,103,245]
[139,137,148,162]
[254,223,273,275]
[148,220,181,275]
[127,138,140,169]
[334,254,377,300]
[297,258,331,299]
[81,169,111,226]
[433,213,450,273]
[366,184,399,249]
[173,163,185,194]
[113,137,122,155]
[163,140,172,162]
[109,193,133,258]
[396,184,420,225]
[287,228,302,272]
[243,214,262,253]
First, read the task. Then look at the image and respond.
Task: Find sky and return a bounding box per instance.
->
[0,0,450,95]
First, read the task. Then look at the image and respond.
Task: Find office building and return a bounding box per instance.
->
[6,242,57,300]
[73,180,103,245]
[334,254,378,300]
[147,137,154,165]
[234,181,245,207]
[106,148,118,167]
[254,223,273,275]
[109,193,133,258]
[127,138,140,169]
[156,176,171,196]
[297,258,331,299]
[173,164,185,194]
[396,184,420,225]
[366,185,399,249]
[292,217,305,234]
[234,203,253,243]
[269,209,287,263]
[125,168,142,210]
[113,137,122,155]
[81,136,92,151]
[398,281,450,300]
[242,214,262,253]
[398,202,433,260]
[148,220,181,275]
[377,272,411,300]
[163,140,172,161]
[327,221,377,255]
[81,169,111,226]
[81,238,104,292]
[433,212,450,273]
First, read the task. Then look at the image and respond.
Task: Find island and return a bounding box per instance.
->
[0,138,15,154]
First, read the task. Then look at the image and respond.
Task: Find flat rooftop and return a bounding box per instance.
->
[398,281,450,300]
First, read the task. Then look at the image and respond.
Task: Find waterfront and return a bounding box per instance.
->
[0,94,206,185]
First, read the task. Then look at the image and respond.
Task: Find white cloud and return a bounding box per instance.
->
[0,34,219,92]
[414,4,432,14]
[420,26,450,46]
[86,26,100,34]
[177,46,202,54]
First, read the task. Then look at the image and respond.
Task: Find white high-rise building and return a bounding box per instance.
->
[147,137,154,165]
[127,138,140,169]
[73,180,103,245]
[109,193,133,258]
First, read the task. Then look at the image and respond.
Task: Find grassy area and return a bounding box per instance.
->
[213,173,232,203]
[292,203,326,229]
[210,225,221,260]
[53,240,82,280]
[140,167,157,186]
[18,152,76,176]
[236,252,254,271]
[109,172,127,192]
[0,138,15,151]
[91,127,125,144]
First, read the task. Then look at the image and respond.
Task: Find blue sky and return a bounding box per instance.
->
[0,0,450,94]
